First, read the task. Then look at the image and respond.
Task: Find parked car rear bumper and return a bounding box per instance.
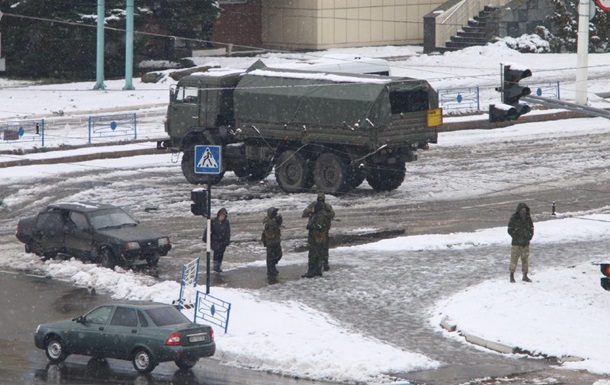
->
[155,342,216,362]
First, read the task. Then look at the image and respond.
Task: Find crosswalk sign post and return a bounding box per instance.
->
[193,145,222,294]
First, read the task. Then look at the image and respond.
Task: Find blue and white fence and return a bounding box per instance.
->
[0,119,45,146]
[88,112,137,144]
[438,87,480,111]
[438,82,561,113]
[528,82,561,100]
[177,257,200,310]
[194,291,232,334]
[176,257,232,333]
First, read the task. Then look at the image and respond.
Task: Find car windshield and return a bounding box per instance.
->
[89,208,138,230]
[145,306,191,327]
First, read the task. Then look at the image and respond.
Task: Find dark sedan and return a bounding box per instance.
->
[34,302,215,373]
[16,202,171,268]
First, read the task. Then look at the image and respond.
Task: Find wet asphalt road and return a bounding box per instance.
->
[3,116,610,384]
[0,269,339,385]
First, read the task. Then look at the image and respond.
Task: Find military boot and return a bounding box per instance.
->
[510,273,515,283]
[522,274,532,282]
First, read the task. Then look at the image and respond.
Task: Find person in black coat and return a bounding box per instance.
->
[206,207,231,272]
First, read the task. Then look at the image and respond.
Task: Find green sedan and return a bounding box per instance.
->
[34,302,215,373]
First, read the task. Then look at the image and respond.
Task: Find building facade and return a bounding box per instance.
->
[211,0,444,50]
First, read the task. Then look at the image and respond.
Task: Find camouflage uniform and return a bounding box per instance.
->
[262,207,283,276]
[507,202,534,282]
[302,200,333,278]
[302,193,335,271]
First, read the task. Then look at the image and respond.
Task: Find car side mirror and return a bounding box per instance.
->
[73,315,86,324]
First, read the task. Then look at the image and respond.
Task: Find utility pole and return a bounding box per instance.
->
[93,0,106,90]
[575,0,592,105]
[0,12,6,72]
[123,0,135,90]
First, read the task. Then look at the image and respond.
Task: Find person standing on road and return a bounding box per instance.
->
[302,193,335,271]
[302,200,333,278]
[206,207,231,272]
[262,207,283,276]
[508,202,534,283]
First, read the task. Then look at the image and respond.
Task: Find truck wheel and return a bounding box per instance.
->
[275,151,312,193]
[98,248,116,269]
[313,152,351,194]
[248,161,273,182]
[348,167,366,189]
[181,150,225,185]
[366,159,406,191]
[235,161,273,182]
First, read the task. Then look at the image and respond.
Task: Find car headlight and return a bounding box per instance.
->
[125,241,140,250]
[158,237,170,247]
[35,325,40,333]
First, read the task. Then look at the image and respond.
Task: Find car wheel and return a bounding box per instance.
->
[42,252,57,261]
[132,349,156,373]
[98,248,116,269]
[175,357,199,370]
[45,337,68,363]
[147,254,160,267]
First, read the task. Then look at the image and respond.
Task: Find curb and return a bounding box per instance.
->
[440,316,585,361]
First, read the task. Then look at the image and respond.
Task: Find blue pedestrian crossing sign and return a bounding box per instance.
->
[194,145,222,174]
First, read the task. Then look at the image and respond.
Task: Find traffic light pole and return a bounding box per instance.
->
[205,184,211,295]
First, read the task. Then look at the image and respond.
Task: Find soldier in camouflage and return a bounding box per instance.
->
[262,207,283,276]
[302,193,335,271]
[301,197,334,278]
[508,202,534,283]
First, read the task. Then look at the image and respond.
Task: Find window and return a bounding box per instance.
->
[111,307,138,327]
[69,212,89,230]
[145,306,190,327]
[84,306,114,325]
[137,311,149,327]
[88,208,137,230]
[175,86,199,104]
[36,212,64,231]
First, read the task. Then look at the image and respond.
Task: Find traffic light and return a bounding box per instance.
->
[489,103,519,122]
[502,64,532,117]
[190,188,208,216]
[489,64,532,123]
[601,263,610,290]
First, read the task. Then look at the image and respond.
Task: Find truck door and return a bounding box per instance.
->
[32,211,65,256]
[170,85,201,137]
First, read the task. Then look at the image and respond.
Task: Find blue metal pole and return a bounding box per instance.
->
[123,0,135,90]
[93,0,106,90]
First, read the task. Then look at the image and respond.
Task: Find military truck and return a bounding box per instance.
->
[158,60,441,194]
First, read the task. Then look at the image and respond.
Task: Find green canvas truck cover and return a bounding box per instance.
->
[233,62,436,129]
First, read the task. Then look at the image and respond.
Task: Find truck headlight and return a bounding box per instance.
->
[158,237,170,247]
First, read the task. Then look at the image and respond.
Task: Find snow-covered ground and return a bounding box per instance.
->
[3,42,610,384]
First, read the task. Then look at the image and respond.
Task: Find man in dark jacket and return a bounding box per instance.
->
[262,207,283,276]
[207,207,231,272]
[508,202,534,283]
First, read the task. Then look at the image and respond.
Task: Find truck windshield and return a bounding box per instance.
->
[175,86,199,104]
[89,208,138,230]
